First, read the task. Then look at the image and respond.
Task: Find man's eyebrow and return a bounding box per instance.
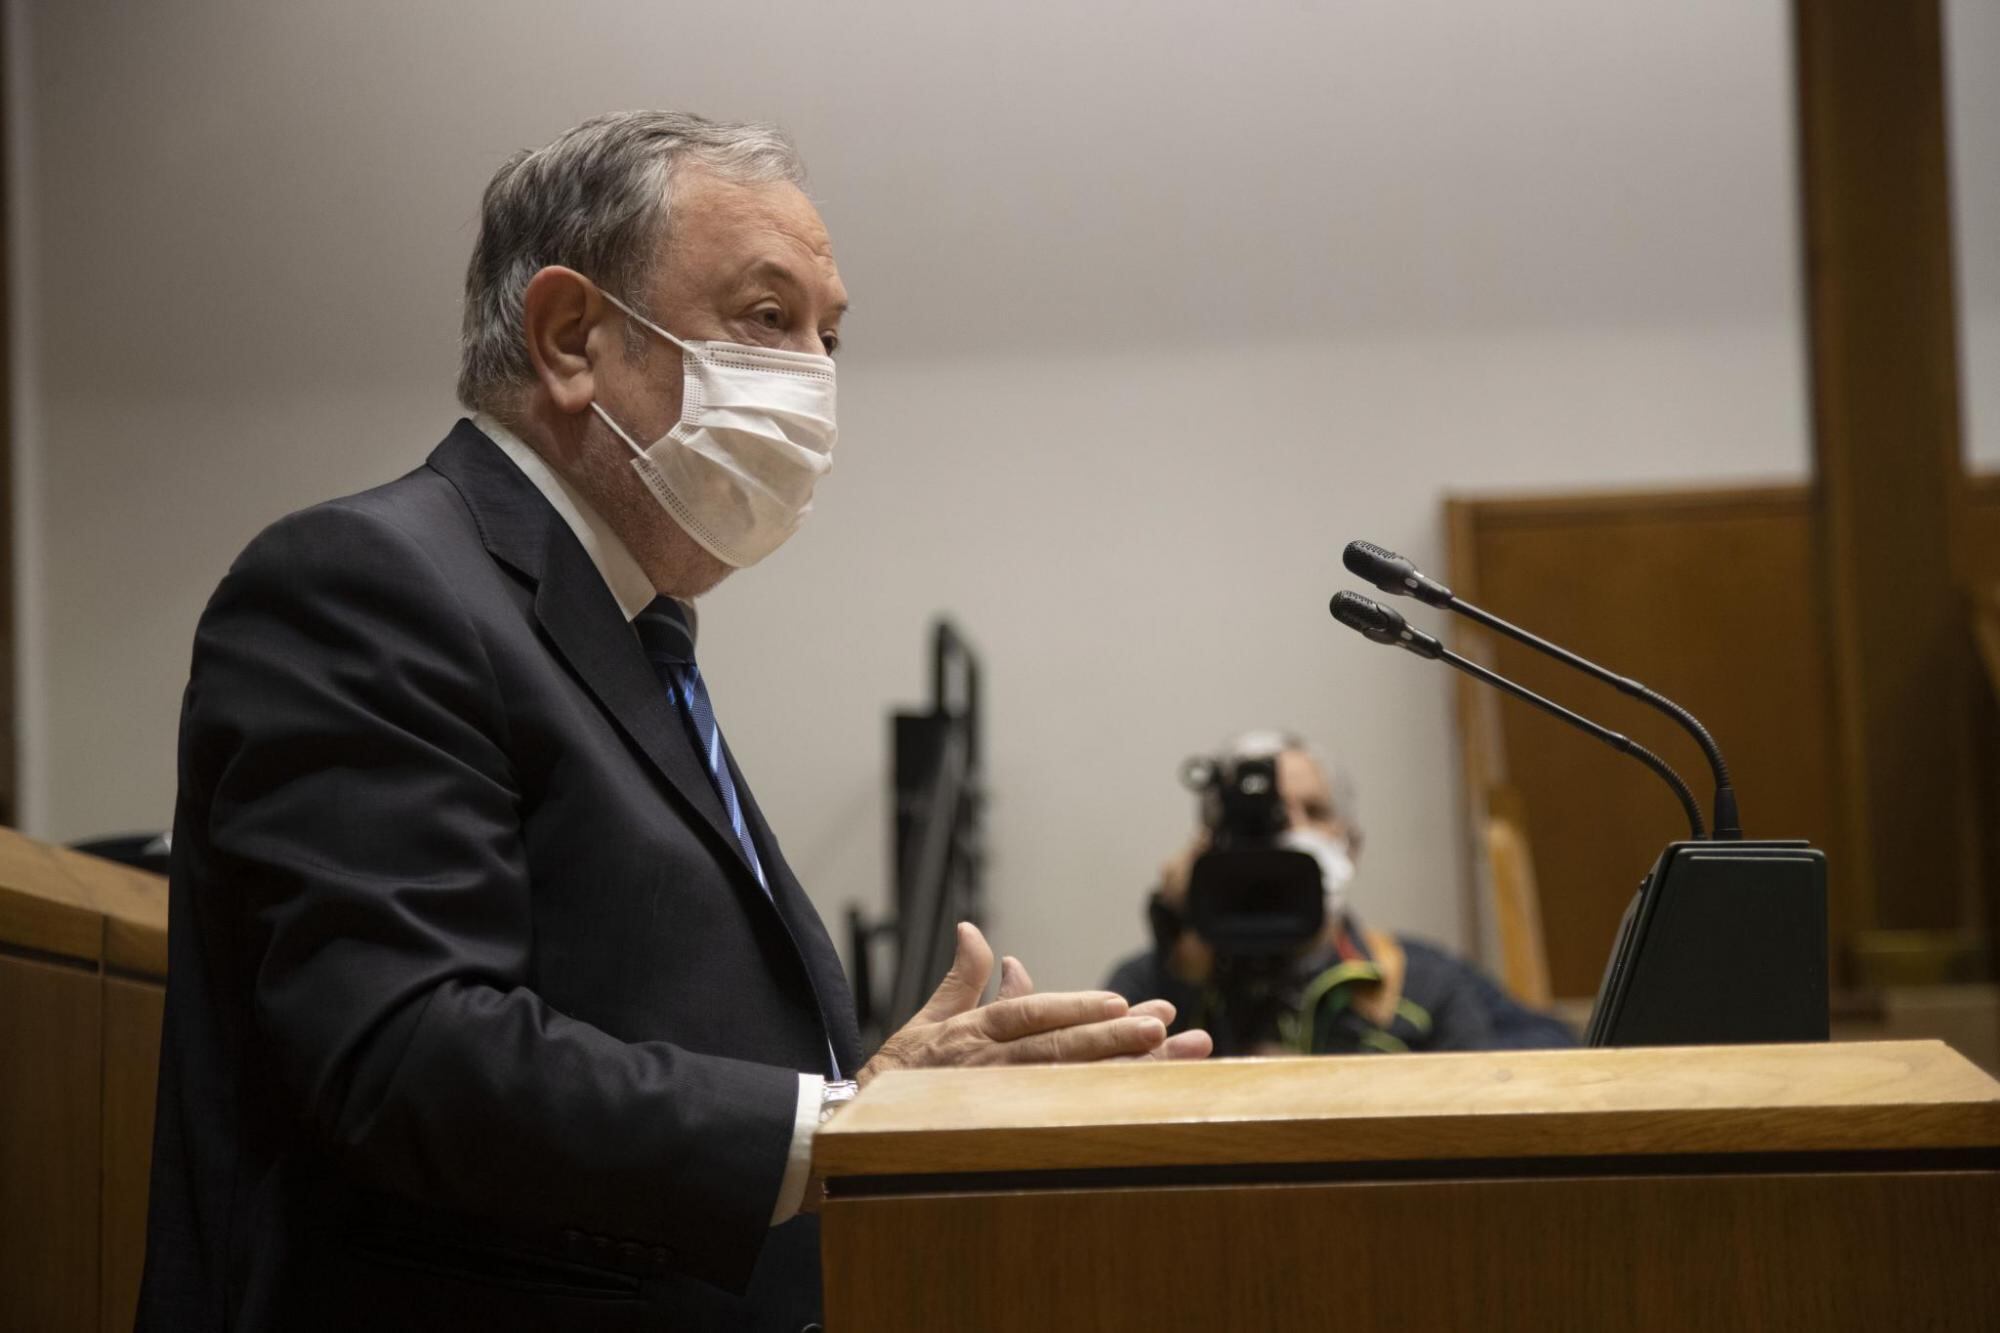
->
[737,258,847,314]
[738,258,801,288]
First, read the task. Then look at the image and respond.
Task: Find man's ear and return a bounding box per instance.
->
[521,265,603,416]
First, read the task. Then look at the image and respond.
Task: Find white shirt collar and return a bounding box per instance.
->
[474,413,679,630]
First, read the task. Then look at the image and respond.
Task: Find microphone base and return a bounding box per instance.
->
[1585,840,1828,1048]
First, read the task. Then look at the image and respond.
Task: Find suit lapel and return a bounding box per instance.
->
[532,537,761,879]
[725,748,866,1073]
[425,422,759,889]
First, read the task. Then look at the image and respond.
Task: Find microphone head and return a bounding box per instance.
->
[1343,540,1416,594]
[1329,590,1406,644]
[1342,539,1455,607]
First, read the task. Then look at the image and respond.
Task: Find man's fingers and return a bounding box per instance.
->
[1128,998,1176,1028]
[996,1015,1168,1065]
[996,955,1035,1001]
[915,922,994,1022]
[977,990,1128,1042]
[1109,1026,1214,1062]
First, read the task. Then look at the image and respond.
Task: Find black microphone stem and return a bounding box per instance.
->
[1445,648,1708,841]
[1446,598,1740,839]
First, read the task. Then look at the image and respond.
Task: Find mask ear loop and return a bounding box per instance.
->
[590,286,698,462]
[599,288,694,354]
[588,401,650,463]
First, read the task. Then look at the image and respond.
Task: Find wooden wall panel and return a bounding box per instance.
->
[1963,475,2000,590]
[1449,477,2000,998]
[0,6,15,823]
[824,1168,2000,1332]
[1796,0,1972,936]
[100,978,164,1332]
[1448,487,1842,997]
[0,953,103,1333]
[0,835,168,1330]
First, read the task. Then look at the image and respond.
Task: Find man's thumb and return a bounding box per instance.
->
[916,922,992,1021]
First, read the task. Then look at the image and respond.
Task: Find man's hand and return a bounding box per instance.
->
[858,923,1212,1085]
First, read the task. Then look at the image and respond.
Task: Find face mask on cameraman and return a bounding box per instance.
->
[1278,826,1355,926]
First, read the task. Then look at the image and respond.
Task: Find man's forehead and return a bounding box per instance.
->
[664,168,837,271]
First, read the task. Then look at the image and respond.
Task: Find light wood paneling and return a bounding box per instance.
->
[0,826,168,970]
[0,833,108,962]
[821,1047,2000,1331]
[0,832,167,1332]
[817,1041,2000,1178]
[0,953,104,1333]
[824,1169,2000,1332]
[1486,787,1552,1006]
[99,978,164,1333]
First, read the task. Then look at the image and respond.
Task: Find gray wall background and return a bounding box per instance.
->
[5,0,1992,993]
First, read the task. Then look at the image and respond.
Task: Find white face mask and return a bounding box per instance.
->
[590,291,838,568]
[1280,828,1357,925]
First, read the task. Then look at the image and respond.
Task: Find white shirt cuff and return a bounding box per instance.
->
[771,1074,824,1225]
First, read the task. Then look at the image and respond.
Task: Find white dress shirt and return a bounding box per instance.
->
[476,414,823,1226]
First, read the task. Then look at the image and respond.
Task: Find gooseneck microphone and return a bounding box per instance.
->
[1329,591,1708,840]
[1342,540,1741,839]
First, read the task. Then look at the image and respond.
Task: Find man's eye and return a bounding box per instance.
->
[756,308,784,328]
[820,332,840,356]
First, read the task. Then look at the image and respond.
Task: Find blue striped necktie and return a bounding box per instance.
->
[633,598,770,894]
[634,598,842,1078]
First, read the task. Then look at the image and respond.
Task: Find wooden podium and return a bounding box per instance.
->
[815,1041,2000,1331]
[0,827,168,1333]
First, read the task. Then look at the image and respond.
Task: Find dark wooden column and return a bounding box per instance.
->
[0,18,15,827]
[1794,1,1974,955]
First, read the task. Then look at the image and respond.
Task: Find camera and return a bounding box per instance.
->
[1180,753,1325,958]
[1158,752,1329,1054]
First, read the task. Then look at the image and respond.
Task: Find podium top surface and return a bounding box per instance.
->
[0,825,168,975]
[815,1040,2000,1178]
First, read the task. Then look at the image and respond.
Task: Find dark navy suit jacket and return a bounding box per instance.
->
[137,421,861,1332]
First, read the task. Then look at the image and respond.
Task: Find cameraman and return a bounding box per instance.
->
[1105,731,1575,1057]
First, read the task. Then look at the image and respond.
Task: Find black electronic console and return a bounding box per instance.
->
[1584,840,1827,1046]
[1329,545,1830,1049]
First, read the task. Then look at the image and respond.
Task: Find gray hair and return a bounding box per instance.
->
[1226,729,1361,838]
[456,110,807,416]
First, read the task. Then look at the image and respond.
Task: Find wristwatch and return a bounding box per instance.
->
[818,1079,860,1125]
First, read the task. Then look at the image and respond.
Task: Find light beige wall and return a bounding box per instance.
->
[8,0,1839,990]
[1948,0,2000,469]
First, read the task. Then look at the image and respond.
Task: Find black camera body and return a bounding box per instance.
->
[1181,753,1326,960]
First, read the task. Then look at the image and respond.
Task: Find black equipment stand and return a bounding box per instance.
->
[849,620,985,1052]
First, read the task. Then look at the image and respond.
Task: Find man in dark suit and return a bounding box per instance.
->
[137,110,1207,1333]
